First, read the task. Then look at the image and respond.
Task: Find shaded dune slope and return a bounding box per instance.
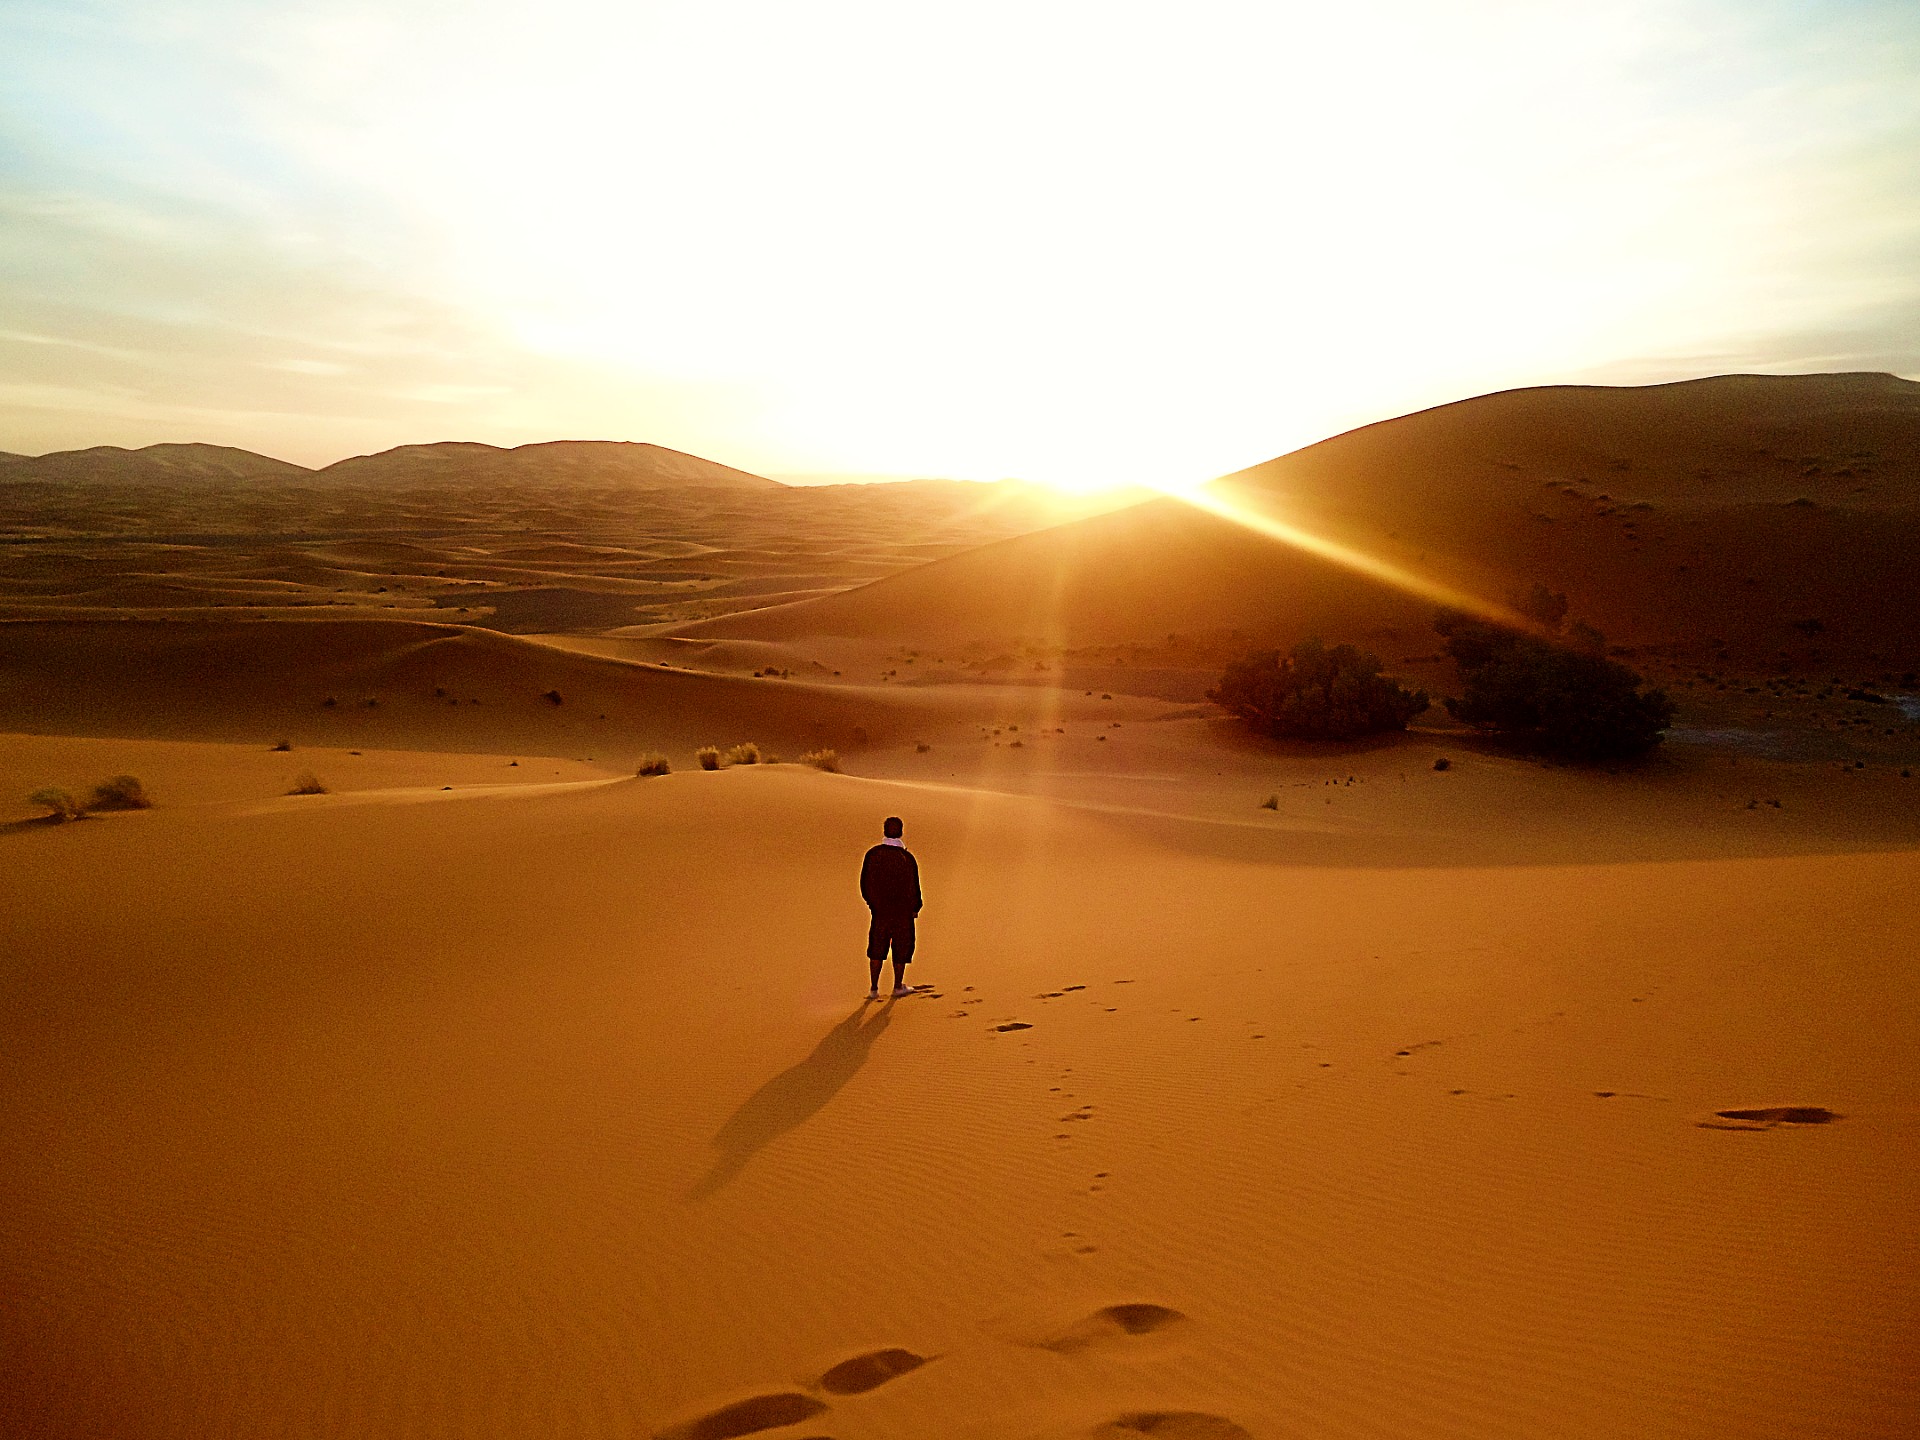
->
[0,619,939,756]
[683,374,1920,660]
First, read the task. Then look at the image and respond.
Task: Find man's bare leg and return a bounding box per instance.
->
[892,959,908,993]
[868,957,882,997]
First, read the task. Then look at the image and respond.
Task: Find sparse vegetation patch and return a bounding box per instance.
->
[1210,638,1429,741]
[696,746,722,771]
[29,787,83,822]
[723,742,761,766]
[801,749,841,772]
[287,773,329,795]
[1435,589,1674,761]
[635,754,671,777]
[86,775,151,811]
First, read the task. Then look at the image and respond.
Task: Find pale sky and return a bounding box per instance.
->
[3,0,1917,488]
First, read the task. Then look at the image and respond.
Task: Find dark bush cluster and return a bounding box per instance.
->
[1210,638,1429,741]
[27,775,153,821]
[1435,597,1674,761]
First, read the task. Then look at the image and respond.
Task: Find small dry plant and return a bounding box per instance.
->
[87,775,152,811]
[287,772,329,796]
[695,746,722,771]
[1259,794,1279,810]
[29,787,83,823]
[723,742,761,766]
[635,754,671,777]
[801,749,841,772]
[270,739,293,752]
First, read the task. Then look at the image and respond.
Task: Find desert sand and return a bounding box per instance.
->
[3,377,1917,1439]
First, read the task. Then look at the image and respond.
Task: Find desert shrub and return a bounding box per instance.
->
[1435,610,1674,761]
[1259,794,1279,810]
[287,773,329,795]
[723,742,761,766]
[271,739,293,752]
[1209,638,1429,741]
[915,742,932,754]
[635,754,671,777]
[29,787,83,822]
[86,775,151,811]
[695,746,722,771]
[801,749,841,772]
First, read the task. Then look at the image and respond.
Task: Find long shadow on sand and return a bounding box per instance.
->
[688,1001,894,1199]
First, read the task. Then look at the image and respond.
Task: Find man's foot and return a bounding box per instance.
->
[867,988,879,1000]
[891,985,915,997]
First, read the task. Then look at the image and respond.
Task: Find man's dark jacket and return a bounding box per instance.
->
[860,844,922,915]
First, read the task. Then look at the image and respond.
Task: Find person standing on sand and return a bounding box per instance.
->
[860,816,922,999]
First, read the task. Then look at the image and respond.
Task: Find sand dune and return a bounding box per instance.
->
[0,470,1119,632]
[0,441,314,484]
[2,752,1914,1439]
[683,374,1920,667]
[314,439,782,490]
[0,617,938,757]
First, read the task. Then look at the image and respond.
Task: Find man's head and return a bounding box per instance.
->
[883,816,904,839]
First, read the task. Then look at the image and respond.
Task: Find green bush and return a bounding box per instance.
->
[86,775,151,811]
[1209,638,1428,741]
[1434,609,1674,760]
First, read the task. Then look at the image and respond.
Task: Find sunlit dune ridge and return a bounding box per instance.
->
[1150,477,1537,632]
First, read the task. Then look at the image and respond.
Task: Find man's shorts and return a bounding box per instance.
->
[866,911,916,964]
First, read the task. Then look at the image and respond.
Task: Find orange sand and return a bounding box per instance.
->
[3,743,1915,1439]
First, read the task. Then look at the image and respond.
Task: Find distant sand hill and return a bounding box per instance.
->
[314,439,781,490]
[0,442,312,483]
[681,373,1920,665]
[0,439,781,490]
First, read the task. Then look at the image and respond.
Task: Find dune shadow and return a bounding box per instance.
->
[0,814,82,837]
[688,1001,894,1199]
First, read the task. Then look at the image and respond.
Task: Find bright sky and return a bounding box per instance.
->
[2,1,1917,488]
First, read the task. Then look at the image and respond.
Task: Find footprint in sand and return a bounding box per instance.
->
[1008,1303,1187,1354]
[1698,1106,1841,1130]
[658,1350,931,1440]
[816,1348,930,1396]
[654,1392,828,1440]
[1090,1413,1254,1440]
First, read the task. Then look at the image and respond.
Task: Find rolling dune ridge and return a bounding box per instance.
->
[687,374,1920,665]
